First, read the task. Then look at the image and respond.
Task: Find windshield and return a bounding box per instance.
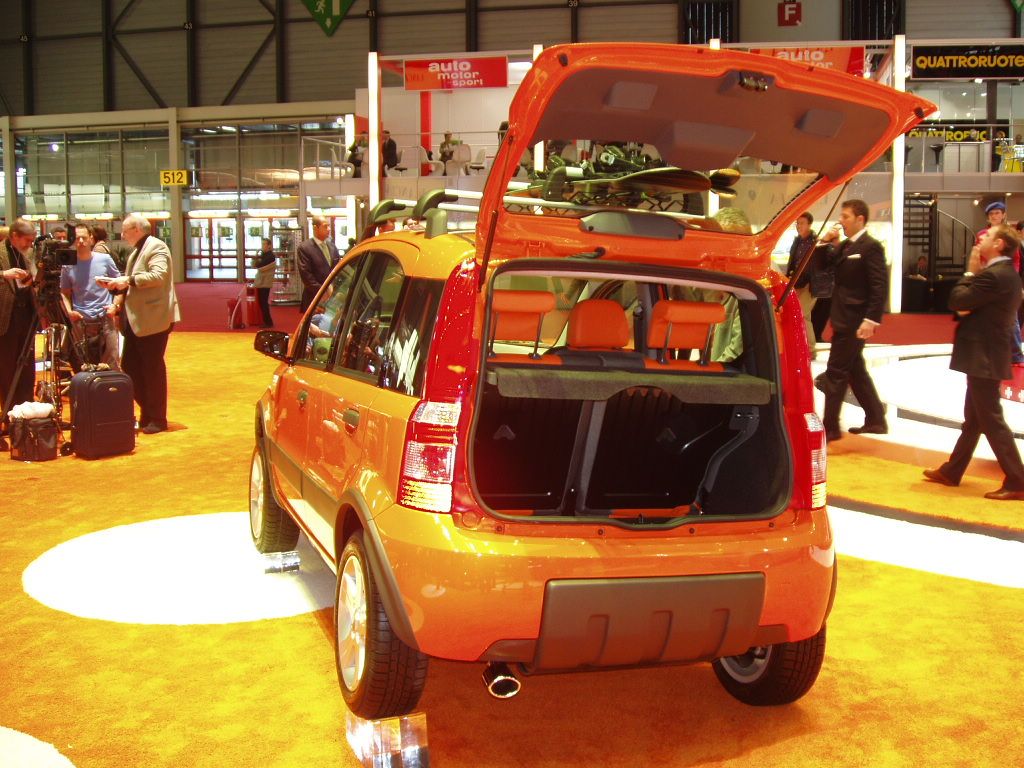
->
[503,141,819,235]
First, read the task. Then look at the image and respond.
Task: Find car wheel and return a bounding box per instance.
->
[249,445,300,553]
[335,531,428,719]
[712,625,826,706]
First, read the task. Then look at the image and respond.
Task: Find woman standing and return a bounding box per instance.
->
[252,238,276,328]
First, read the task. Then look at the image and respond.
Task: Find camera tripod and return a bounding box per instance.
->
[3,295,76,455]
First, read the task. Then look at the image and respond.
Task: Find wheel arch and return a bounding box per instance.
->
[336,490,421,652]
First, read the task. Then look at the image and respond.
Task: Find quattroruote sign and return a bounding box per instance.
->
[302,0,356,37]
[912,44,1024,80]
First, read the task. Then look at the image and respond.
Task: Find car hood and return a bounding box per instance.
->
[476,43,935,271]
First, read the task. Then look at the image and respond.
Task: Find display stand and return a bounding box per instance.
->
[271,227,302,305]
[345,710,429,767]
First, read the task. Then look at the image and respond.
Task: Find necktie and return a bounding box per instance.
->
[319,241,331,267]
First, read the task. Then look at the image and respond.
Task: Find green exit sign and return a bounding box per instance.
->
[302,0,356,37]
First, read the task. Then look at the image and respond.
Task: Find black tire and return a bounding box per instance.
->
[712,625,826,706]
[248,445,300,553]
[335,531,428,719]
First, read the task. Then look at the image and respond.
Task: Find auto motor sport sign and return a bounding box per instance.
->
[404,57,508,91]
[749,46,865,76]
[912,45,1024,79]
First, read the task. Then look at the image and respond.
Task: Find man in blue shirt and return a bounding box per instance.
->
[60,224,122,369]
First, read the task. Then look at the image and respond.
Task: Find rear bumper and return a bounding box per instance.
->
[370,505,834,664]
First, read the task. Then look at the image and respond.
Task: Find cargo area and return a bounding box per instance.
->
[466,263,793,525]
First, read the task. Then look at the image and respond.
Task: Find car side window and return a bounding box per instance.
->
[337,253,405,377]
[297,254,362,366]
[379,278,444,396]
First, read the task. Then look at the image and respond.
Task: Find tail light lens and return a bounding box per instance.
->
[804,412,827,508]
[398,401,461,513]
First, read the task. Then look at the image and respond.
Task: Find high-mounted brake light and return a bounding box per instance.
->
[398,401,462,513]
[804,412,827,508]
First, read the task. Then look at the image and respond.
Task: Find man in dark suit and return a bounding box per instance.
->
[297,215,340,312]
[815,199,888,441]
[924,225,1024,500]
[382,129,399,171]
[0,219,38,450]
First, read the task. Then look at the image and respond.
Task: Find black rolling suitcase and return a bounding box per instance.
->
[70,371,136,459]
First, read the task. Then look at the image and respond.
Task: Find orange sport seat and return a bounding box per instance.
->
[488,289,560,364]
[645,300,726,371]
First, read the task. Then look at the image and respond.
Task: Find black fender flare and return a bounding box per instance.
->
[337,489,420,652]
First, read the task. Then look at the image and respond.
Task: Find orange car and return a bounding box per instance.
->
[250,43,933,719]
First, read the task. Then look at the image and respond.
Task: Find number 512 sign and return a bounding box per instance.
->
[159,169,190,186]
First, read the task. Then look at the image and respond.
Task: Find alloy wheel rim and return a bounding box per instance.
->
[720,646,772,683]
[249,453,264,539]
[337,553,368,691]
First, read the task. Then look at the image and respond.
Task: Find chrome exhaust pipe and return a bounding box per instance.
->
[482,662,522,699]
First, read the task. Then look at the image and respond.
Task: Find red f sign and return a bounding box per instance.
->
[778,1,802,26]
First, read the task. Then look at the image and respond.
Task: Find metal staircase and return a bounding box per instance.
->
[903,194,975,312]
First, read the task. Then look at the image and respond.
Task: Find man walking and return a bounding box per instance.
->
[815,199,888,441]
[103,214,180,434]
[924,225,1024,500]
[976,200,1024,363]
[297,215,339,312]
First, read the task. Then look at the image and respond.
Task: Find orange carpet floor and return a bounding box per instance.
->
[0,332,1021,767]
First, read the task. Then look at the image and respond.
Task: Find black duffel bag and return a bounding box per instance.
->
[10,416,59,462]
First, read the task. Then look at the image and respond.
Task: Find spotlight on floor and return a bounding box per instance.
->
[263,551,301,574]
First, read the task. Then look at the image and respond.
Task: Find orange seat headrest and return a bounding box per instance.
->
[567,299,630,349]
[491,290,556,343]
[647,300,726,350]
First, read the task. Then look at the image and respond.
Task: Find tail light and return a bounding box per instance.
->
[804,412,827,508]
[397,401,462,513]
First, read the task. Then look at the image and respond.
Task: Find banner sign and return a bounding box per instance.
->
[911,45,1024,80]
[749,46,865,77]
[301,0,356,37]
[404,57,508,91]
[907,120,1009,143]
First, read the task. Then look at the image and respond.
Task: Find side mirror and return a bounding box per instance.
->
[254,330,290,362]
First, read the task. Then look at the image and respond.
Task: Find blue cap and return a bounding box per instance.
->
[985,201,1006,214]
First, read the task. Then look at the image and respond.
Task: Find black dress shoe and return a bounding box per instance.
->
[849,423,888,435]
[923,468,958,487]
[983,487,1024,501]
[825,430,842,442]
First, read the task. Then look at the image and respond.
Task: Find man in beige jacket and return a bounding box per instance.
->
[105,214,180,434]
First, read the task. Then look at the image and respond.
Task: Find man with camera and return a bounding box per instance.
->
[0,219,39,449]
[103,214,180,435]
[61,224,122,370]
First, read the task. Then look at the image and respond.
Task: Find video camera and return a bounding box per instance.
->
[30,232,77,325]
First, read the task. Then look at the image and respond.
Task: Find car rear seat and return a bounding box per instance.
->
[558,298,644,369]
[644,299,726,372]
[487,289,561,364]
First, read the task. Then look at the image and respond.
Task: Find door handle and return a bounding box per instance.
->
[297,390,308,409]
[342,408,360,431]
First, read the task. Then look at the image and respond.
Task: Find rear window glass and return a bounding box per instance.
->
[502,141,818,235]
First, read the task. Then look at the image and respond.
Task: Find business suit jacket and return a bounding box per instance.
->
[383,138,399,169]
[0,241,20,336]
[818,232,888,333]
[123,235,181,337]
[297,237,340,307]
[949,259,1023,381]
